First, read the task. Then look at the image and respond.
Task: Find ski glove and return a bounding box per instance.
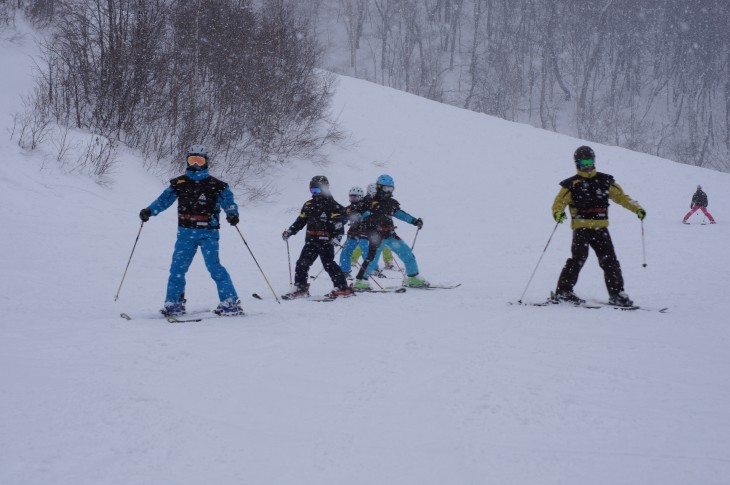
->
[413,218,423,229]
[226,213,239,226]
[139,208,151,222]
[282,229,292,241]
[636,208,646,220]
[554,211,567,223]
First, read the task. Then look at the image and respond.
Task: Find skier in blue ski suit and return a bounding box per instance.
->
[139,145,243,317]
[353,174,428,290]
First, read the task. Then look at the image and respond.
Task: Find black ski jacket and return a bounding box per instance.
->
[691,189,708,208]
[288,196,346,243]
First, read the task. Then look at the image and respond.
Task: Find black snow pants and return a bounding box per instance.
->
[556,228,624,296]
[295,241,348,290]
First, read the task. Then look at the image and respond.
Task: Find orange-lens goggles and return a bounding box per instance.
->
[187,155,207,167]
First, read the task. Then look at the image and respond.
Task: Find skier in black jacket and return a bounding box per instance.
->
[682,185,716,224]
[282,176,353,299]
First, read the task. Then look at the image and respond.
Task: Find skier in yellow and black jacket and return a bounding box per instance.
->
[551,146,646,307]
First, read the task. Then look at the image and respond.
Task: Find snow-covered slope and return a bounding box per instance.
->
[1,24,729,485]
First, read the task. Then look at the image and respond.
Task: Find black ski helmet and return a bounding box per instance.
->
[310,175,329,188]
[573,145,595,165]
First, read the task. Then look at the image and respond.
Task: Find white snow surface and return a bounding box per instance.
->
[2,23,730,485]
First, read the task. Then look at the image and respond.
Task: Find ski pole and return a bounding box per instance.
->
[286,240,293,286]
[411,227,421,250]
[641,220,647,268]
[326,239,384,289]
[518,222,560,304]
[114,221,144,301]
[235,226,280,304]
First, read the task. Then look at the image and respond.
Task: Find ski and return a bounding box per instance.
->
[509,301,668,313]
[509,301,602,310]
[400,283,461,290]
[354,287,407,294]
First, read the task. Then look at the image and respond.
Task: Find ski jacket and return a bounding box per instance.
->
[361,195,417,238]
[344,198,370,237]
[552,170,642,230]
[287,196,346,243]
[146,169,238,230]
[691,189,708,208]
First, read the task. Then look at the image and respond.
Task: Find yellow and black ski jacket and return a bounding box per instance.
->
[552,170,642,230]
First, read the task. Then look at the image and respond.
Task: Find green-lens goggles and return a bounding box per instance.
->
[579,158,595,168]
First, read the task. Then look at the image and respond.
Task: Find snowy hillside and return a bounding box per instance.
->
[2,24,730,485]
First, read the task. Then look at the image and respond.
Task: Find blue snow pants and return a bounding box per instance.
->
[339,237,369,272]
[362,237,418,279]
[165,227,238,303]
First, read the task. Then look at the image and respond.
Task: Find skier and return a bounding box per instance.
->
[551,146,646,307]
[139,144,243,317]
[282,176,353,299]
[353,174,427,290]
[349,182,397,273]
[339,186,370,279]
[682,185,716,224]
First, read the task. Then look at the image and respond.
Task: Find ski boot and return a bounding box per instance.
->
[371,269,386,278]
[325,286,355,299]
[608,292,634,307]
[160,300,186,317]
[352,279,371,291]
[214,298,244,316]
[552,290,585,305]
[404,274,430,288]
[282,284,310,300]
[384,261,395,270]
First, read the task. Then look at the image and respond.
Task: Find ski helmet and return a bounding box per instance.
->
[376,174,394,187]
[573,145,595,171]
[697,184,702,190]
[348,186,364,199]
[309,175,330,196]
[366,183,377,197]
[186,144,209,171]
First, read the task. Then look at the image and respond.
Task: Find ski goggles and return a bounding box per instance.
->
[187,155,207,167]
[310,187,322,194]
[380,185,394,193]
[349,194,361,201]
[578,158,595,168]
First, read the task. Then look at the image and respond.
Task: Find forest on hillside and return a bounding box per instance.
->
[3,0,729,174]
[314,0,730,171]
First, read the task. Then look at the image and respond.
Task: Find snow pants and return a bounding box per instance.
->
[166,227,238,303]
[683,206,715,223]
[556,228,624,296]
[296,241,348,290]
[339,237,370,272]
[356,234,419,280]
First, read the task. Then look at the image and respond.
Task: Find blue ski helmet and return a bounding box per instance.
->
[376,174,394,187]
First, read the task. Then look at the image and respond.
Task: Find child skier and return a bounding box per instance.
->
[339,186,370,279]
[551,146,646,307]
[353,174,426,290]
[349,182,397,273]
[282,176,353,299]
[682,185,716,224]
[139,144,243,317]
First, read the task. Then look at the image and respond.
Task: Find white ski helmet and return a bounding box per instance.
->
[366,183,377,197]
[349,186,364,198]
[187,144,209,158]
